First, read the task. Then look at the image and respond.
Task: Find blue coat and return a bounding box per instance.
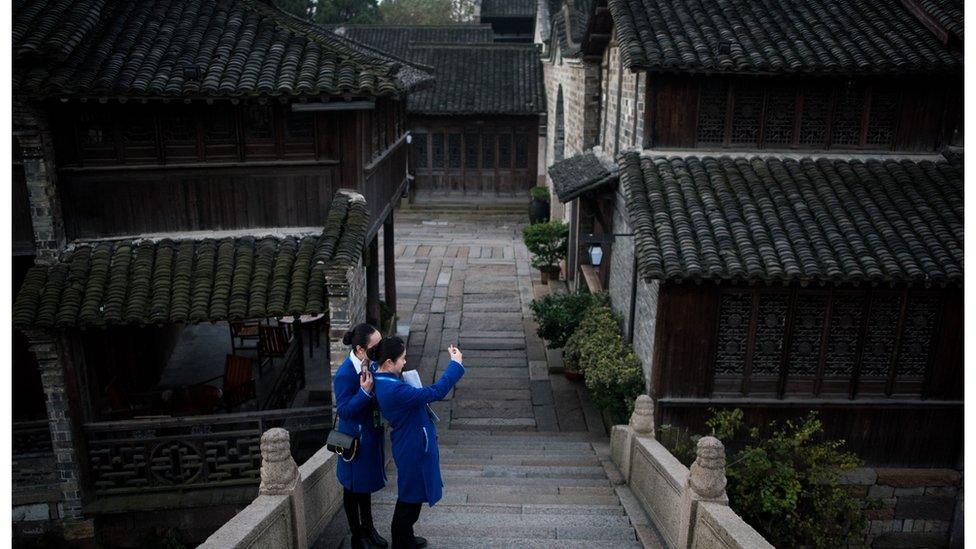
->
[373,361,465,506]
[334,356,386,493]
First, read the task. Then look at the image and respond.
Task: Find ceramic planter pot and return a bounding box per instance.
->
[528,197,550,224]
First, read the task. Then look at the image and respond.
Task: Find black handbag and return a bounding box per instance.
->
[326,414,359,462]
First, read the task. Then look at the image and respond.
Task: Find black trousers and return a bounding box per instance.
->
[390,499,423,549]
[343,488,376,536]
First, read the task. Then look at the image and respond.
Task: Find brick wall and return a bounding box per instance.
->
[542,46,602,222]
[15,101,65,263]
[599,34,646,156]
[840,467,962,548]
[606,188,657,393]
[328,259,367,377]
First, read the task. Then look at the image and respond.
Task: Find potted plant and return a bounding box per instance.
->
[528,186,551,224]
[522,220,568,284]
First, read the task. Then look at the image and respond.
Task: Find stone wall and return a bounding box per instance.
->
[14,100,65,263]
[840,467,962,547]
[598,34,646,156]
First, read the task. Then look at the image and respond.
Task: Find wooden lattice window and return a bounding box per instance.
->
[243,105,274,141]
[711,287,943,399]
[76,110,117,164]
[696,80,728,145]
[764,84,797,147]
[204,107,237,161]
[497,134,512,168]
[161,112,200,163]
[414,133,428,169]
[798,84,831,147]
[431,133,445,169]
[464,133,479,169]
[448,133,462,169]
[730,84,763,146]
[715,292,751,376]
[831,81,866,147]
[481,134,495,169]
[866,87,899,148]
[515,133,529,168]
[283,110,314,158]
[121,111,157,163]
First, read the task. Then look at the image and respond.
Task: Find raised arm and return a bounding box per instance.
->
[388,360,464,410]
[334,369,373,419]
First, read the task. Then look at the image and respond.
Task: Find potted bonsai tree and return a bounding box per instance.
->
[522,220,568,283]
[528,186,551,224]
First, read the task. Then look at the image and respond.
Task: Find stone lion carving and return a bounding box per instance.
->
[689,436,727,499]
[259,428,300,495]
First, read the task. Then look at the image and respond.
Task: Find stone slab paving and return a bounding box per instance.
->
[315,204,655,548]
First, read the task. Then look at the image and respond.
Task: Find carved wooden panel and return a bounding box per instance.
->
[515,133,529,168]
[751,293,788,375]
[464,133,479,169]
[860,293,902,377]
[431,133,445,168]
[482,133,495,168]
[788,294,828,376]
[764,84,796,147]
[715,292,751,376]
[730,85,763,146]
[697,80,728,145]
[448,133,462,169]
[831,81,866,147]
[825,294,865,376]
[866,87,899,148]
[799,85,831,147]
[414,133,428,169]
[498,134,512,168]
[896,294,940,378]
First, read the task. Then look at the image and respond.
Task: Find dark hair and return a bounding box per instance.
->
[367,336,406,366]
[342,323,377,349]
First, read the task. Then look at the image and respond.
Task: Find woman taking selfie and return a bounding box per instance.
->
[370,337,465,549]
[334,323,387,548]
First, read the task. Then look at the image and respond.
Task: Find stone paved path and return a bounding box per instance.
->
[317,203,652,548]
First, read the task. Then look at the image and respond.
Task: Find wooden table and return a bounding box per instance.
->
[278,313,327,358]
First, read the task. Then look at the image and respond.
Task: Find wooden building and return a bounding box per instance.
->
[543,0,963,475]
[332,26,547,197]
[12,0,430,543]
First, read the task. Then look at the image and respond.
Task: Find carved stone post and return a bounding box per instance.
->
[678,436,729,548]
[260,428,308,549]
[629,394,655,436]
[612,394,656,483]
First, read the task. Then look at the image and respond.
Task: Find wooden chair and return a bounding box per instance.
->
[229,320,261,353]
[258,325,290,373]
[198,355,257,411]
[103,378,157,420]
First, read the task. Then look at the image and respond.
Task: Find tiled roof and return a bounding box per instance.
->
[917,0,963,40]
[607,0,962,74]
[330,25,495,59]
[549,149,618,202]
[481,0,537,18]
[406,43,545,115]
[619,153,962,284]
[13,191,369,330]
[13,0,432,99]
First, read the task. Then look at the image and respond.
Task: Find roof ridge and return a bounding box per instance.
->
[409,41,542,49]
[636,149,948,164]
[331,24,494,29]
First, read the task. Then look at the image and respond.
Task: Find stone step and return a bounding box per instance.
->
[386,475,613,489]
[441,455,603,467]
[366,523,638,542]
[415,536,643,549]
[436,430,606,441]
[439,464,610,478]
[370,508,633,529]
[438,440,596,450]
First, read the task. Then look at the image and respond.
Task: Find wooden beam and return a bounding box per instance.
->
[383,210,397,326]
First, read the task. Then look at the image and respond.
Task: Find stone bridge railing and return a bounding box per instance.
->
[612,395,773,549]
[200,428,341,549]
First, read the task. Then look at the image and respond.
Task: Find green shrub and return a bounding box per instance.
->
[663,409,867,548]
[522,220,568,269]
[529,292,607,348]
[563,303,617,370]
[563,304,644,423]
[530,186,551,201]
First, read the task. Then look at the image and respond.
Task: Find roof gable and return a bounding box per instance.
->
[331,25,496,59]
[607,0,963,75]
[481,0,538,18]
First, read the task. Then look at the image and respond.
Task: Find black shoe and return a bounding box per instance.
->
[349,534,368,549]
[363,524,389,547]
[413,536,428,549]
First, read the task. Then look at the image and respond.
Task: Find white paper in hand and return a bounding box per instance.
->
[402,370,423,389]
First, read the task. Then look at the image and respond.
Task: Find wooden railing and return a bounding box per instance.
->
[13,420,58,491]
[363,137,408,238]
[261,337,305,411]
[83,406,331,496]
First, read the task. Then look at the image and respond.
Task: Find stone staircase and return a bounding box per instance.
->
[315,429,650,548]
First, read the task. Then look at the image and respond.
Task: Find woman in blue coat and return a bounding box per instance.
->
[369,336,465,549]
[334,323,387,548]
